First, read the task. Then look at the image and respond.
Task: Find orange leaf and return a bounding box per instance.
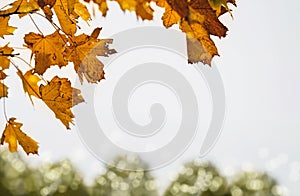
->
[39,76,84,129]
[0,44,14,70]
[0,118,39,155]
[64,28,116,83]
[0,0,39,17]
[24,31,68,75]
[17,69,41,104]
[0,17,16,38]
[0,82,8,98]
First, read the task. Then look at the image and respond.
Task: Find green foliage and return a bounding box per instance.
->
[0,150,283,196]
[91,155,158,196]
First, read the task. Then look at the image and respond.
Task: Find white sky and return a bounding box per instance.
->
[0,0,300,195]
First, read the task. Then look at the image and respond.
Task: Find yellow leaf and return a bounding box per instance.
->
[53,0,77,35]
[0,0,39,17]
[0,82,8,98]
[24,31,67,75]
[39,76,84,129]
[0,118,39,155]
[17,69,41,104]
[114,0,154,20]
[64,28,116,83]
[0,44,14,70]
[161,2,180,28]
[74,1,91,21]
[0,17,17,38]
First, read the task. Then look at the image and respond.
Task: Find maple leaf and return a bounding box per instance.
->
[39,76,84,129]
[38,0,56,20]
[53,0,77,35]
[53,0,90,35]
[17,69,41,104]
[0,82,8,98]
[24,30,68,75]
[209,0,236,16]
[0,44,14,70]
[84,0,108,16]
[0,0,39,17]
[155,0,234,64]
[160,1,180,28]
[0,71,7,80]
[64,27,116,83]
[0,16,17,38]
[0,118,39,155]
[74,1,91,21]
[115,0,154,20]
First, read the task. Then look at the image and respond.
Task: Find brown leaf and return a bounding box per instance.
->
[0,71,7,80]
[0,118,39,155]
[180,20,219,64]
[155,0,234,64]
[39,76,84,129]
[64,28,116,83]
[24,31,68,75]
[38,0,56,8]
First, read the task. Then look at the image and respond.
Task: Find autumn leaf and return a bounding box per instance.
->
[24,31,68,75]
[38,0,56,20]
[17,69,41,104]
[74,1,91,21]
[84,0,108,16]
[155,0,234,64]
[39,76,84,129]
[0,118,39,155]
[160,1,180,28]
[0,71,7,80]
[116,0,154,20]
[0,44,14,70]
[64,27,116,83]
[53,0,77,35]
[0,0,39,17]
[53,0,90,35]
[209,0,236,16]
[0,16,17,38]
[0,82,8,98]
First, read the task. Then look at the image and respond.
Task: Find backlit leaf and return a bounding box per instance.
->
[24,31,68,75]
[0,0,39,17]
[39,76,84,129]
[17,69,41,104]
[64,27,116,83]
[0,118,39,155]
[0,82,8,98]
[0,17,17,38]
[0,44,14,70]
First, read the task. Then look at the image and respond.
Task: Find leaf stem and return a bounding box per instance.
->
[29,14,43,35]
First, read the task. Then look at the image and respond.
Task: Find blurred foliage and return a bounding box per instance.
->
[91,155,158,196]
[0,150,284,196]
[164,160,283,196]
